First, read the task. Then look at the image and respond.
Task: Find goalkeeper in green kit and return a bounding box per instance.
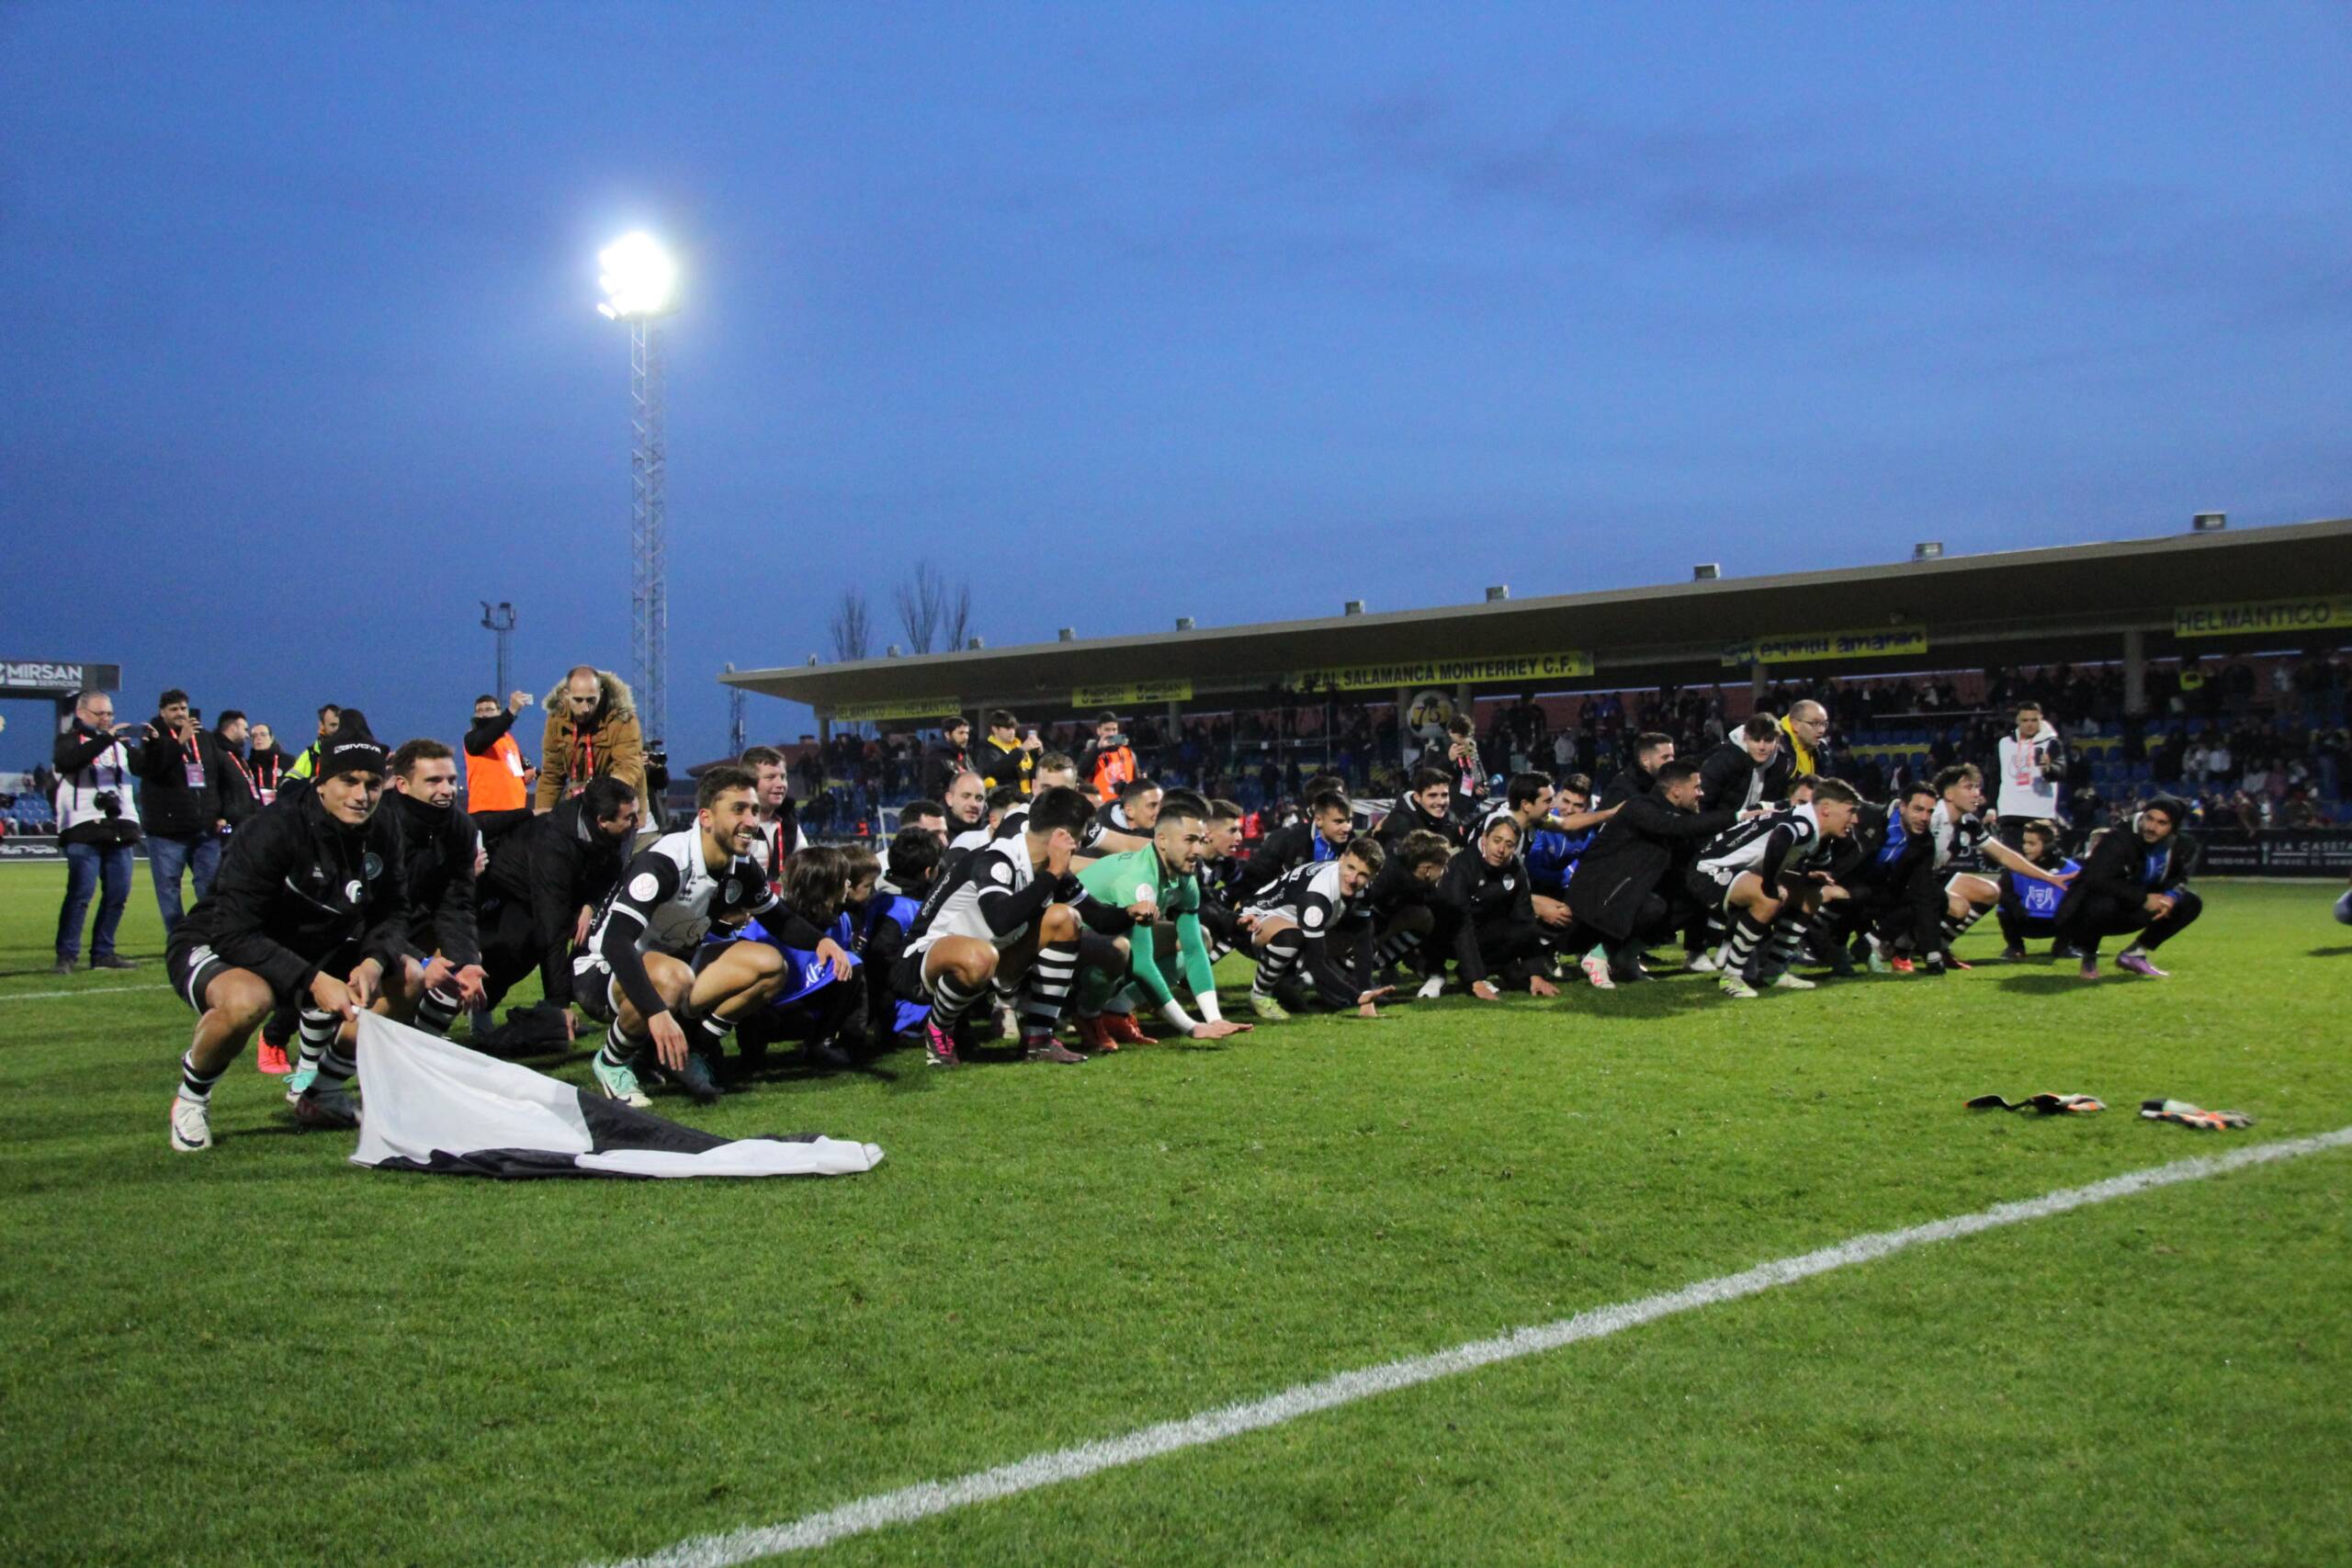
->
[1069,792,1254,1052]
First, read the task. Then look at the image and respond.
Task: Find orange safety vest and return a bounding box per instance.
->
[468,731,528,812]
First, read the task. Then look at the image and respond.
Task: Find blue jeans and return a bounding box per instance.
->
[57,840,137,962]
[147,832,222,935]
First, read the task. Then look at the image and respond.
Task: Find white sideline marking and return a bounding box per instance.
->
[0,984,166,1003]
[592,1125,2352,1568]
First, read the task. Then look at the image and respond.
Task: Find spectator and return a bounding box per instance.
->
[132,687,225,934]
[466,689,537,813]
[922,717,973,800]
[51,689,144,974]
[536,665,649,817]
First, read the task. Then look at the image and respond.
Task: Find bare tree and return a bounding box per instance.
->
[829,586,873,662]
[894,559,976,654]
[943,576,974,652]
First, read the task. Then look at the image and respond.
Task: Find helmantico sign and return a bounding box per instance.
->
[2174,596,2352,638]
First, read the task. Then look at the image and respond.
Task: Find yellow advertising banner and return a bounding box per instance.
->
[1072,679,1194,708]
[1722,624,1928,668]
[1289,650,1594,692]
[2174,596,2352,638]
[826,695,963,724]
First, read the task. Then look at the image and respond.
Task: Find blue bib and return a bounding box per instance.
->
[2018,859,2077,920]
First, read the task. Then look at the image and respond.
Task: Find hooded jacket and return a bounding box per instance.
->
[535,670,649,816]
[1995,725,2067,819]
[2053,814,2197,930]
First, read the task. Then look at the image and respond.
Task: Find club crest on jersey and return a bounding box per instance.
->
[989,859,1012,885]
[363,853,382,880]
[345,879,365,903]
[1501,875,1516,890]
[628,872,661,901]
[1304,905,1325,930]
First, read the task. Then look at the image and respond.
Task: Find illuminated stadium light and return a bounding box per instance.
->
[596,231,679,321]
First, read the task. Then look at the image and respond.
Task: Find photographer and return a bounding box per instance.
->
[211,710,261,832]
[1995,703,2068,851]
[132,687,225,934]
[1077,711,1138,803]
[51,690,144,974]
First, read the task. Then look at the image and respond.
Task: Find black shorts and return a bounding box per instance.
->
[890,948,933,1007]
[166,931,356,1015]
[574,941,733,1025]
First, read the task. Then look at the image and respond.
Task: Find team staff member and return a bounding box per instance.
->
[537,665,650,817]
[164,734,416,1151]
[978,710,1039,796]
[1567,760,1736,988]
[922,718,973,801]
[1436,816,1563,999]
[382,740,487,1039]
[2053,796,2203,980]
[465,690,537,814]
[474,775,639,1035]
[51,689,145,975]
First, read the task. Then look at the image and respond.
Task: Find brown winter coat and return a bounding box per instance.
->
[535,670,649,815]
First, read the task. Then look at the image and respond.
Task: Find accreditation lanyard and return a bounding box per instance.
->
[175,729,205,789]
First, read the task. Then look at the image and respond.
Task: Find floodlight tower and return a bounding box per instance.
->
[724,662,747,757]
[597,231,679,751]
[480,600,517,695]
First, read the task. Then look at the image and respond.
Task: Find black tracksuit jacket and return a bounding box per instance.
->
[173,791,410,999]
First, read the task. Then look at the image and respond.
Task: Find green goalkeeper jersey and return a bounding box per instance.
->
[1076,846,1215,1010]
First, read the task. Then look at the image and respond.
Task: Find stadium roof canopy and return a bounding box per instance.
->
[725,516,2352,725]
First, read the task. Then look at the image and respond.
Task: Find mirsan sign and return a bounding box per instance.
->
[1,660,100,695]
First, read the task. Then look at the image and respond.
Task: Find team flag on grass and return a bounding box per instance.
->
[349,1013,885,1179]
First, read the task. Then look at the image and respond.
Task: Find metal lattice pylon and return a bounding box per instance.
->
[628,319,668,749]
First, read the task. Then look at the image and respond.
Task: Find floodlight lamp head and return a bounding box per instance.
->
[597,231,678,321]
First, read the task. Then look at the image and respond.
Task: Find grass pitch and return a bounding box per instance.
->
[2,864,2348,1567]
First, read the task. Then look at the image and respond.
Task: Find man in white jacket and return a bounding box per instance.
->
[1995,704,2067,851]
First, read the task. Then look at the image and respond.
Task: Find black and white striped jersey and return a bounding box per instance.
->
[1694,803,1830,886]
[907,840,1083,954]
[1928,801,1993,873]
[1244,859,1368,936]
[587,829,776,963]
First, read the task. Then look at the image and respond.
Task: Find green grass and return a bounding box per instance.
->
[3,863,2349,1567]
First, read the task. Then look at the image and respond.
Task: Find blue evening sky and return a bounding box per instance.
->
[4,3,2346,756]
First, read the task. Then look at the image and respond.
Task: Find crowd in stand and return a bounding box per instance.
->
[771,651,2350,840]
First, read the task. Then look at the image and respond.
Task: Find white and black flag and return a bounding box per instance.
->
[350,1014,885,1179]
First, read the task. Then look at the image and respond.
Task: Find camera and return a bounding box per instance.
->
[94,790,123,819]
